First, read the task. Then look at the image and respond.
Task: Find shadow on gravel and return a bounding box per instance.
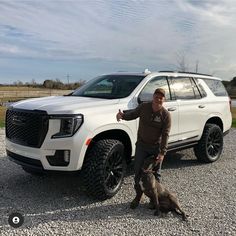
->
[162,151,204,169]
[125,150,205,177]
[0,150,202,228]
[0,172,183,229]
[0,166,173,229]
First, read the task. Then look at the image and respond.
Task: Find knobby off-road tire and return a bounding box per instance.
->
[82,139,126,200]
[194,124,223,163]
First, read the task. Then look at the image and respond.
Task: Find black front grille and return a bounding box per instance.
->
[6,108,49,148]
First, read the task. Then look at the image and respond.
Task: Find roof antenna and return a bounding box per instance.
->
[144,68,151,74]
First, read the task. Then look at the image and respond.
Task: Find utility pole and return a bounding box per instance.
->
[67,74,70,85]
[195,60,199,73]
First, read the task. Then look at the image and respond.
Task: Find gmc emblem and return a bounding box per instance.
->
[12,115,27,126]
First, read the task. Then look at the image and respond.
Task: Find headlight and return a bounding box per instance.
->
[51,114,83,138]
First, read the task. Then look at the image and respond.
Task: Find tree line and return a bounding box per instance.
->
[223,77,236,97]
[0,79,86,90]
[1,76,236,96]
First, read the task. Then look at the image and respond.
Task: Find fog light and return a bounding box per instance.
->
[46,150,70,166]
[64,150,70,163]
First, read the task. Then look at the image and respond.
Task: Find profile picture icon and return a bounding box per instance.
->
[12,216,20,224]
[8,212,24,228]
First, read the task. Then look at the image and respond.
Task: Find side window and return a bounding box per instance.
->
[191,78,202,99]
[203,79,228,96]
[170,77,201,100]
[138,76,170,102]
[194,78,207,97]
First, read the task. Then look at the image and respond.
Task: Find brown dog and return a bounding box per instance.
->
[130,155,188,221]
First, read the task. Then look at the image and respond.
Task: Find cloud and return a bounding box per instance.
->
[0,1,192,59]
[176,0,236,26]
[0,0,236,82]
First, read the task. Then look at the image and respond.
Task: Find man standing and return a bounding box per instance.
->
[116,88,171,190]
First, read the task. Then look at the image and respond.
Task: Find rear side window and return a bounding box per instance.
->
[195,78,207,98]
[170,77,202,99]
[203,79,228,96]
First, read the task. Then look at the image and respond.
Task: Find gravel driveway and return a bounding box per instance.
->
[0,128,235,236]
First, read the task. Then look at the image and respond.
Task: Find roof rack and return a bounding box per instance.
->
[158,71,212,77]
[158,70,176,73]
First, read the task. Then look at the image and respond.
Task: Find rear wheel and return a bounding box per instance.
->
[82,139,126,200]
[194,124,223,163]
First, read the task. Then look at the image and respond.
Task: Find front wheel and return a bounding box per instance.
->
[82,139,126,200]
[194,124,223,163]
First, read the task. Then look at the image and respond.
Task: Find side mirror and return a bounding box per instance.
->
[137,96,142,104]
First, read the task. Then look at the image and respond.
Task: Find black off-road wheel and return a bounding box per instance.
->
[194,124,223,163]
[82,139,126,200]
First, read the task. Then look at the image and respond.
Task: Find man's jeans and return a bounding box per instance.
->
[134,143,162,187]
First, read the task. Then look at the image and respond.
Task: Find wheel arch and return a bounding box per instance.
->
[205,116,223,131]
[85,129,133,163]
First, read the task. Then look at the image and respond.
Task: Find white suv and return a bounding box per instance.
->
[5,70,232,200]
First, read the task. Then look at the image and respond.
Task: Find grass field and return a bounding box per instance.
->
[0,106,6,127]
[232,107,236,127]
[0,106,236,128]
[0,86,47,91]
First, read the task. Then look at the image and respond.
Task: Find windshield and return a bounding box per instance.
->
[71,75,145,99]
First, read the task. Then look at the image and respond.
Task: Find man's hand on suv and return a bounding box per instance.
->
[116,109,124,121]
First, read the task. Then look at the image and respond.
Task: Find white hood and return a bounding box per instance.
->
[12,96,120,114]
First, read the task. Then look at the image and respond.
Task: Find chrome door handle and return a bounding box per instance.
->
[198,105,205,108]
[167,107,177,111]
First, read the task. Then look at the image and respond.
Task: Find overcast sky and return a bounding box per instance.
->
[0,0,236,84]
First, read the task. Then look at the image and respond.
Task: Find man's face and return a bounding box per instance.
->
[152,93,165,106]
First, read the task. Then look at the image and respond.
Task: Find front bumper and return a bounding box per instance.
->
[7,149,44,171]
[5,123,90,171]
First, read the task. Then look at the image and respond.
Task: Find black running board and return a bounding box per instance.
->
[167,136,198,152]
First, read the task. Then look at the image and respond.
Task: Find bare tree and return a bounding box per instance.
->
[175,51,189,72]
[175,51,201,73]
